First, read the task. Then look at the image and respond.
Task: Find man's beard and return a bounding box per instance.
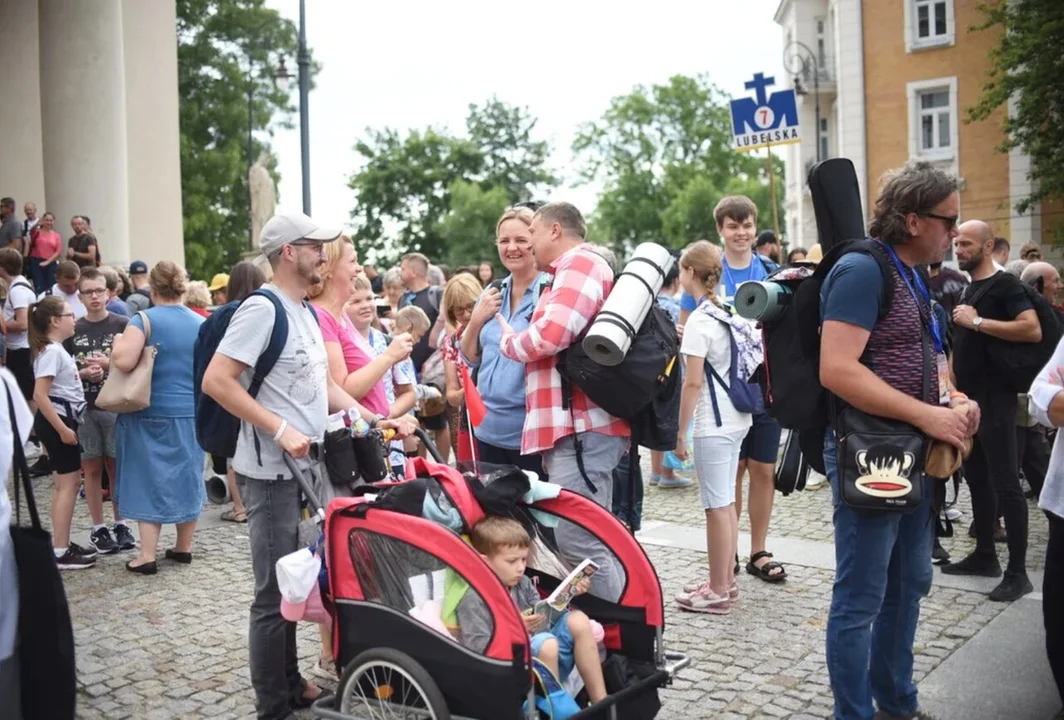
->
[958,250,983,273]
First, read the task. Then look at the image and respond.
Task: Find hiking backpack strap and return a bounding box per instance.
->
[247,289,289,466]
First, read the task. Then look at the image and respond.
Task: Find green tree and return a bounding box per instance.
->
[177,0,312,279]
[968,0,1064,238]
[437,181,511,269]
[574,74,783,252]
[348,99,556,265]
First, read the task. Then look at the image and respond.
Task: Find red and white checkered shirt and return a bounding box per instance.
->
[499,243,630,455]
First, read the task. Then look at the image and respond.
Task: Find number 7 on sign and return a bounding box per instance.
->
[755,106,776,130]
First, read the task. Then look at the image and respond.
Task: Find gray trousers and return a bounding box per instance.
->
[240,473,303,720]
[543,433,628,602]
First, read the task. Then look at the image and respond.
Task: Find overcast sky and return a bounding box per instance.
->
[266,0,785,234]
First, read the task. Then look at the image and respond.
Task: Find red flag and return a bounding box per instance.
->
[460,364,487,428]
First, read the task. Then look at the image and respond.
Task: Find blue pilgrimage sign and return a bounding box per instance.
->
[729,73,801,153]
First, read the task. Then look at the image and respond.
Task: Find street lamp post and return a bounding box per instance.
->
[297,0,311,215]
[784,40,821,164]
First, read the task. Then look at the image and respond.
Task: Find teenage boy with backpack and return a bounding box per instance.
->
[495,202,629,602]
[680,196,786,583]
[818,161,978,720]
[943,219,1044,601]
[201,213,417,720]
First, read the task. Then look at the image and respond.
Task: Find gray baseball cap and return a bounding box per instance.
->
[259,213,342,256]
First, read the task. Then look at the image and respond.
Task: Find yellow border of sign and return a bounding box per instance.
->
[735,137,802,153]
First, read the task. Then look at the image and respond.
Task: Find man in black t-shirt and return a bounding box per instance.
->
[398,251,449,454]
[66,215,98,269]
[944,220,1041,601]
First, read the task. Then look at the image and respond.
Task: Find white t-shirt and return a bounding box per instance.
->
[681,310,754,437]
[0,369,32,663]
[215,285,328,479]
[33,342,86,417]
[39,285,87,319]
[3,276,36,350]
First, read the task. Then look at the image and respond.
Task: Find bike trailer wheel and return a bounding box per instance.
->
[338,647,451,720]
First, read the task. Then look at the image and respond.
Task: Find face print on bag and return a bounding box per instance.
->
[855,444,915,499]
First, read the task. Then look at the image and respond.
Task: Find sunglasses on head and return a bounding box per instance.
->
[509,201,543,212]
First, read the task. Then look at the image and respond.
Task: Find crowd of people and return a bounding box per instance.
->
[1,170,1063,720]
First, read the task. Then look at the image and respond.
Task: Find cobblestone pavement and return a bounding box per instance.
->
[11,459,1046,719]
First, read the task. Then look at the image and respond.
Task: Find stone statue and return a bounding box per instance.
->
[249,151,276,246]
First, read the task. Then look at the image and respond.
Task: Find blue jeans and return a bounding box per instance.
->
[28,257,55,296]
[611,450,643,531]
[824,429,934,720]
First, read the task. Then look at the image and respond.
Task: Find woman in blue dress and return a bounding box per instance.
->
[111,260,205,575]
[458,205,549,475]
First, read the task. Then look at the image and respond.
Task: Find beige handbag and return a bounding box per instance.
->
[96,311,156,413]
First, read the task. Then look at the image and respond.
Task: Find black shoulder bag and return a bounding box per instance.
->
[833,322,931,512]
[8,389,77,718]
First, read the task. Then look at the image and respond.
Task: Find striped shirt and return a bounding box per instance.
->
[499,243,630,455]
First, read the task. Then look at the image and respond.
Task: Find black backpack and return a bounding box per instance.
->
[964,274,1063,393]
[756,238,895,471]
[557,302,681,494]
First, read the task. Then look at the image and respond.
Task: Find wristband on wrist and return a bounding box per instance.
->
[272,419,288,442]
[369,414,384,429]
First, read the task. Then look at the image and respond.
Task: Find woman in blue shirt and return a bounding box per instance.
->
[459,206,549,475]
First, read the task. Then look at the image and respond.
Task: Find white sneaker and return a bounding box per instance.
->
[945,508,963,521]
[23,441,42,462]
[677,583,730,614]
[805,471,826,489]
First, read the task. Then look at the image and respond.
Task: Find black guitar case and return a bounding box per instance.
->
[807,157,867,255]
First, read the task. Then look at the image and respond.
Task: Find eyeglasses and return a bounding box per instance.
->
[57,313,75,319]
[79,288,107,297]
[920,212,958,231]
[290,241,325,255]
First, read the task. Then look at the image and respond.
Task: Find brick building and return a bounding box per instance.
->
[775,0,1051,257]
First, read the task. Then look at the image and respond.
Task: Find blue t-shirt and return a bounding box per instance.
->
[107,297,131,317]
[680,254,775,310]
[130,305,204,417]
[819,253,885,330]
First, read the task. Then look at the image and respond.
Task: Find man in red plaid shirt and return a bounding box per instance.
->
[496,202,629,600]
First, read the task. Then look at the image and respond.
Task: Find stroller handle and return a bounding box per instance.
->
[282,450,327,524]
[413,426,447,464]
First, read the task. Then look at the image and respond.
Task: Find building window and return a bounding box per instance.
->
[819,117,830,160]
[816,18,827,69]
[919,90,950,153]
[906,77,959,165]
[904,0,954,51]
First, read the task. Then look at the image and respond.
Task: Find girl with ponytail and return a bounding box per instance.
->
[30,295,93,569]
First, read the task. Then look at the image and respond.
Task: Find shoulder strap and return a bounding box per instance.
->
[7,385,38,530]
[247,289,288,398]
[136,311,151,343]
[963,272,1003,309]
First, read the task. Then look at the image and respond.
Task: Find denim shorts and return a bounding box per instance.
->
[739,412,783,464]
[530,611,575,680]
[80,408,117,459]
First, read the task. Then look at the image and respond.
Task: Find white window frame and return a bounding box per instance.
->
[903,0,955,52]
[907,77,959,167]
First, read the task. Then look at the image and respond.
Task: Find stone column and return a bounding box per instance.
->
[38,0,130,266]
[123,0,185,269]
[0,0,46,210]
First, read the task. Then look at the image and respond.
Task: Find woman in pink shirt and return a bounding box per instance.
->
[28,212,62,294]
[306,236,409,420]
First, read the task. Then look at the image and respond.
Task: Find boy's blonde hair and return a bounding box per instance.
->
[470,517,530,556]
[394,305,430,335]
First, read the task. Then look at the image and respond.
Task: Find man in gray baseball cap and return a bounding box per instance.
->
[203,212,416,718]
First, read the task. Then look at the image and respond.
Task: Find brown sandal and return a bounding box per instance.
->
[221,508,247,523]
